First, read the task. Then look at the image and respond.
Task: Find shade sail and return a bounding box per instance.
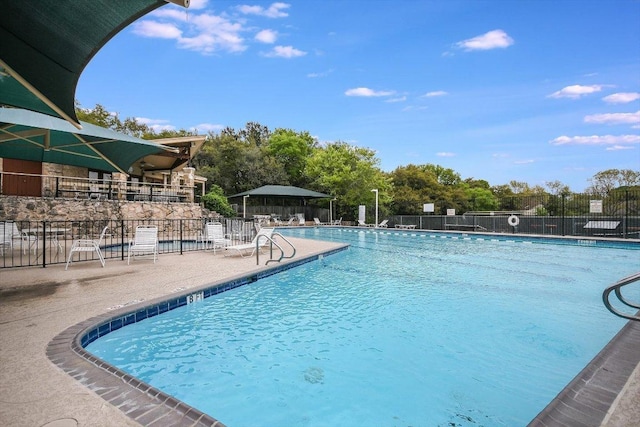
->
[230,185,331,199]
[0,0,188,128]
[0,107,178,174]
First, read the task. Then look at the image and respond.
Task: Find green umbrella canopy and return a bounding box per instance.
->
[230,185,331,199]
[0,107,178,174]
[0,0,189,128]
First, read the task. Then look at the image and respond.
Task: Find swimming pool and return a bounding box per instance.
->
[86,229,639,426]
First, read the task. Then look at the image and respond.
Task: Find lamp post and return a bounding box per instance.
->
[243,195,250,219]
[329,197,337,224]
[371,189,378,227]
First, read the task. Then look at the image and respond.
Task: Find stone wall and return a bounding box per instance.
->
[0,196,208,222]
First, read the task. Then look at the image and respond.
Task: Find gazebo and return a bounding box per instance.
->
[229,185,332,222]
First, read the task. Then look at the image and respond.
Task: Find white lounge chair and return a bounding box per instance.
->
[200,222,231,253]
[313,218,327,226]
[332,217,342,226]
[225,227,274,257]
[377,219,389,228]
[357,219,374,227]
[65,226,109,270]
[127,225,158,264]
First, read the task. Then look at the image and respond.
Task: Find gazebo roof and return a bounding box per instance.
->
[229,185,331,199]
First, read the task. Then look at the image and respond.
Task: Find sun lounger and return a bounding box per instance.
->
[225,227,274,257]
[357,219,374,227]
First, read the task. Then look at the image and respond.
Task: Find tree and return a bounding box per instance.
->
[588,169,640,195]
[266,128,317,187]
[305,142,391,220]
[201,184,235,217]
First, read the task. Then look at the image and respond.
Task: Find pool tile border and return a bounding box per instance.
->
[528,315,640,426]
[46,245,348,427]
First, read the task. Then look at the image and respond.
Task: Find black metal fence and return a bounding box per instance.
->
[388,190,640,239]
[0,218,261,269]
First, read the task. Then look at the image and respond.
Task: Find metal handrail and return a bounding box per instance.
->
[255,232,296,265]
[602,272,640,321]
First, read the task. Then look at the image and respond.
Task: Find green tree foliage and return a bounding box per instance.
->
[587,169,640,195]
[305,142,391,220]
[266,128,317,187]
[76,103,196,139]
[201,184,235,217]
[192,124,289,195]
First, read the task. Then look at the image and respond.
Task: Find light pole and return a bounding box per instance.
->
[371,189,378,227]
[329,197,337,224]
[243,195,250,218]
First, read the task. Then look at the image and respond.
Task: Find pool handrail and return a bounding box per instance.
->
[256,232,296,265]
[602,271,640,322]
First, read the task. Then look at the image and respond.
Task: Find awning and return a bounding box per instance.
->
[0,107,178,174]
[0,0,189,129]
[230,185,331,199]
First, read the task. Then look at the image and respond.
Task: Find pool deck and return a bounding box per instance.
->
[0,233,638,427]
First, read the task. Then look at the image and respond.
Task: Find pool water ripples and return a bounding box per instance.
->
[87,228,639,427]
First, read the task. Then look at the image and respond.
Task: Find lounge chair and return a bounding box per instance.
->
[377,219,389,228]
[357,219,374,227]
[225,227,274,257]
[332,217,342,226]
[313,218,327,226]
[127,225,158,264]
[65,226,109,270]
[200,222,231,253]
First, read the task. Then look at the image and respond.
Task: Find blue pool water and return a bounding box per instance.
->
[87,229,639,426]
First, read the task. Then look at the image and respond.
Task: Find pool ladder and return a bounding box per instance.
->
[255,232,296,265]
[602,272,640,322]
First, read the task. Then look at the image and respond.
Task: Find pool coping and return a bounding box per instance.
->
[528,314,640,427]
[46,244,348,427]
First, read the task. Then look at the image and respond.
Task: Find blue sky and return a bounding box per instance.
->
[76,0,640,192]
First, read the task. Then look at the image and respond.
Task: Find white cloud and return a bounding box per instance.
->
[436,152,455,157]
[606,145,636,151]
[136,117,175,132]
[345,87,395,97]
[422,91,448,97]
[192,123,225,132]
[514,159,535,164]
[456,29,514,51]
[307,69,334,78]
[135,11,247,54]
[584,111,640,126]
[132,21,182,39]
[603,92,640,104]
[187,0,209,10]
[255,29,277,44]
[386,96,407,103]
[550,134,640,146]
[548,84,603,99]
[262,45,306,58]
[238,2,290,18]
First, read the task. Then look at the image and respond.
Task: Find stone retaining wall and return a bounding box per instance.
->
[0,196,207,222]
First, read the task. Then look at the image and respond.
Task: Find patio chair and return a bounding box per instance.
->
[127,225,158,264]
[332,217,342,226]
[200,222,231,253]
[0,221,37,254]
[377,219,389,228]
[225,227,274,258]
[65,226,109,270]
[357,219,374,227]
[313,218,326,226]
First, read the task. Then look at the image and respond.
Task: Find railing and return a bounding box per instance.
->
[0,172,194,203]
[602,272,640,321]
[388,214,640,239]
[0,218,260,268]
[257,232,297,266]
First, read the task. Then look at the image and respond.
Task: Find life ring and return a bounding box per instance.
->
[507,215,520,227]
